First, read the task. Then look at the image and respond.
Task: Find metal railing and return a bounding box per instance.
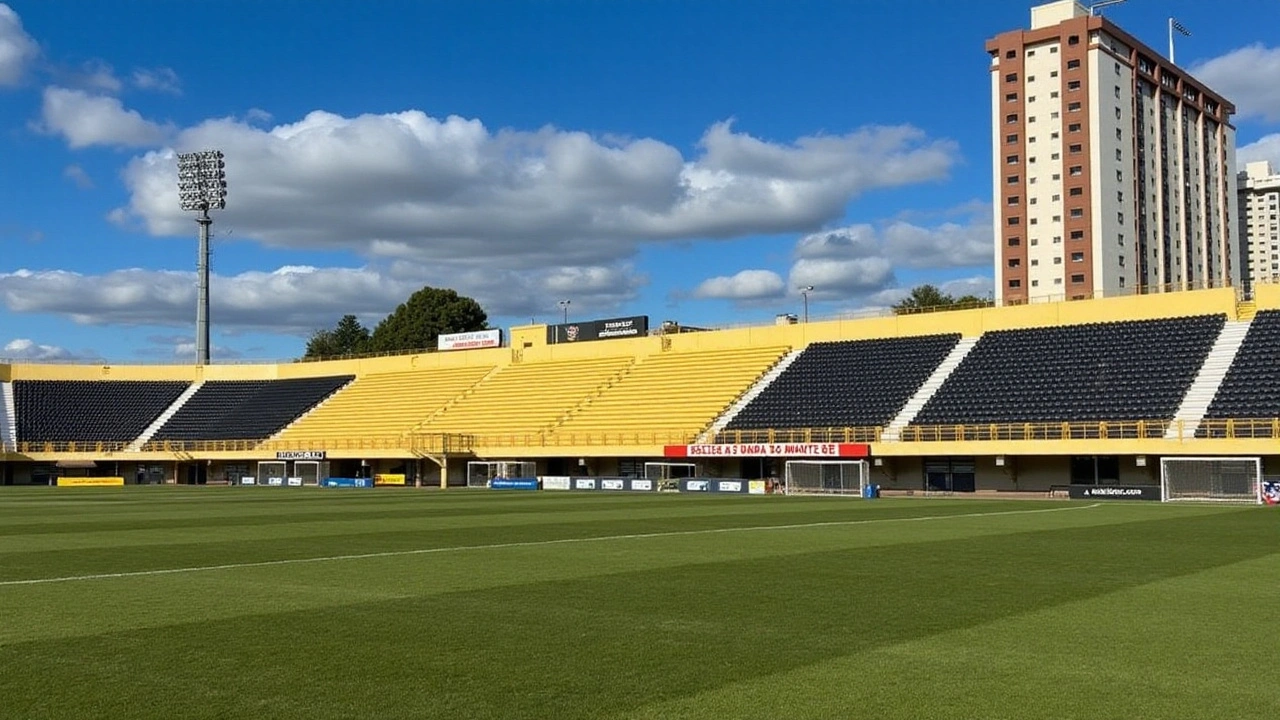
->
[15,433,473,455]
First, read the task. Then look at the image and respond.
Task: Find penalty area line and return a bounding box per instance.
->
[0,503,1102,588]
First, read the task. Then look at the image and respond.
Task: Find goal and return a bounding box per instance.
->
[644,462,696,481]
[783,460,869,497]
[1160,456,1263,504]
[467,461,537,488]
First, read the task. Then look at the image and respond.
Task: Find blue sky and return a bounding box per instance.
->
[1,0,1278,361]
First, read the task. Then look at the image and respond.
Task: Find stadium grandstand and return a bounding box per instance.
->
[4,284,1280,492]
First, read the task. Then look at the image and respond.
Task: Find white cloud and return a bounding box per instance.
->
[2,338,99,362]
[245,108,273,124]
[111,111,957,271]
[787,257,896,297]
[136,335,241,360]
[0,3,37,86]
[62,164,93,189]
[1239,133,1280,169]
[1191,45,1280,122]
[56,59,122,93]
[39,86,171,148]
[131,66,181,94]
[793,208,992,271]
[693,270,785,301]
[0,262,648,333]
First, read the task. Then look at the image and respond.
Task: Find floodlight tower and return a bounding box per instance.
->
[177,150,227,365]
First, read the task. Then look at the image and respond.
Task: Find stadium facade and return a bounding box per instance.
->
[3,285,1280,495]
[989,0,1238,306]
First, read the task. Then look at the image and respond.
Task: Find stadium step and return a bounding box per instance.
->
[1164,319,1253,440]
[699,348,804,441]
[1237,300,1257,321]
[128,380,204,451]
[0,381,15,451]
[880,336,980,441]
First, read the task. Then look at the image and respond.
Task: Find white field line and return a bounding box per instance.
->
[0,503,1102,588]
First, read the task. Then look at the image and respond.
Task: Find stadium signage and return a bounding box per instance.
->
[1066,484,1161,501]
[547,315,649,344]
[541,476,572,490]
[438,329,502,351]
[664,443,870,458]
[276,451,325,460]
[56,477,125,487]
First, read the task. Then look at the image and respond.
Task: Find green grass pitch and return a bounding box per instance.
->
[1,487,1278,719]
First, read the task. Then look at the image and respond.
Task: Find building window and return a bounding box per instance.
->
[1117,212,1124,223]
[1118,255,1125,267]
[1068,102,1082,112]
[1029,197,1037,205]
[1032,279,1040,287]
[1030,218,1039,225]
[1051,193,1061,201]
[1069,123,1081,132]
[1070,166,1083,176]
[1115,106,1122,119]
[1006,92,1018,102]
[1050,70,1059,77]
[1050,46,1058,54]
[1070,230,1084,240]
[1114,85,1122,98]
[1008,236,1021,246]
[1006,134,1018,144]
[1007,175,1019,184]
[1052,173,1061,180]
[1115,148,1123,160]
[1051,111,1059,119]
[1031,237,1040,245]
[1115,62,1122,74]
[1071,251,1084,262]
[1071,273,1085,283]
[1051,215,1061,222]
[1006,50,1016,59]
[1028,95,1036,102]
[1028,75,1035,81]
[1067,58,1081,68]
[1068,80,1081,90]
[1051,131,1060,139]
[1050,91,1059,98]
[1030,258,1039,266]
[1028,116,1037,123]
[1054,256,1063,265]
[1008,258,1021,268]
[1118,277,1125,288]
[1069,143,1082,154]
[1006,113,1018,124]
[1007,155,1019,164]
[1008,196,1020,205]
[1117,233,1124,245]
[1008,217,1021,226]
[1069,187,1083,196]
[1070,208,1084,218]
[1009,279,1022,288]
[1116,190,1124,202]
[1052,235,1062,244]
[1005,73,1017,83]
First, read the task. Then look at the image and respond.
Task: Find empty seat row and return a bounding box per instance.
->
[150,376,354,441]
[726,334,960,430]
[14,380,189,443]
[1199,310,1280,437]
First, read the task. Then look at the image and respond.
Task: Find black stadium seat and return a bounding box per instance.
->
[911,314,1224,435]
[1199,311,1280,438]
[149,376,353,441]
[724,334,960,430]
[14,380,189,443]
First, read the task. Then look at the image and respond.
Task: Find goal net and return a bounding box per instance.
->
[783,460,869,497]
[467,461,537,488]
[1160,456,1263,504]
[644,462,696,481]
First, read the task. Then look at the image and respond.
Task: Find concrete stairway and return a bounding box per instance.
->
[699,348,803,442]
[880,337,980,441]
[0,382,15,451]
[1164,320,1252,440]
[128,381,203,450]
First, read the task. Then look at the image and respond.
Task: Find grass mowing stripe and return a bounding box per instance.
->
[0,502,1101,587]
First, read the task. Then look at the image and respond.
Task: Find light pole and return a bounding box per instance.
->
[177,150,227,365]
[559,299,570,324]
[799,286,814,323]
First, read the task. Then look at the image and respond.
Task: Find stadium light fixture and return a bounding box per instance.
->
[1168,17,1190,64]
[176,150,227,366]
[559,299,571,324]
[799,286,814,323]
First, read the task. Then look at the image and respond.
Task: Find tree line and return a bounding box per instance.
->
[304,286,489,358]
[891,284,993,314]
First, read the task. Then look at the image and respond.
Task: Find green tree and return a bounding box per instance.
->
[304,314,371,359]
[891,285,993,315]
[368,286,488,352]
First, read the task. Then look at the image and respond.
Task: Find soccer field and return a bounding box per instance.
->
[1,488,1277,719]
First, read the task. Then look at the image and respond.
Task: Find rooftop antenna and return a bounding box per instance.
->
[1088,0,1126,16]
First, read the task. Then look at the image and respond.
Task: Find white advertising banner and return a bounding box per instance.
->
[438,329,502,351]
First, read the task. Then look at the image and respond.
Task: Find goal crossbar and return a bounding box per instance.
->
[783,460,869,497]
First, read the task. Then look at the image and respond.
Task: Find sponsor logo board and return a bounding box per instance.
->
[56,477,125,487]
[438,329,502,351]
[575,478,597,490]
[631,479,653,491]
[683,480,709,492]
[287,477,304,487]
[276,451,326,460]
[748,480,767,495]
[602,479,625,490]
[718,481,743,493]
[374,473,406,486]
[664,443,869,458]
[541,476,572,490]
[1066,484,1161,501]
[267,477,284,487]
[547,315,649,344]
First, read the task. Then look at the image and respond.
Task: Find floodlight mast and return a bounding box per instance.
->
[176,150,227,365]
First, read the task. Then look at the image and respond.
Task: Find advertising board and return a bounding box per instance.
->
[322,477,375,488]
[547,315,649,344]
[1066,484,1161,501]
[55,477,125,487]
[541,476,572,490]
[438,329,502,351]
[664,443,870,458]
[374,473,406,486]
[490,479,539,491]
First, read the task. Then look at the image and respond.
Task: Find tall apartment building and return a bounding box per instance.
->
[1239,161,1280,291]
[988,0,1238,306]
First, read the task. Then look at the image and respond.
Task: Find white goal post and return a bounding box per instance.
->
[1160,456,1263,504]
[467,461,537,488]
[783,460,869,497]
